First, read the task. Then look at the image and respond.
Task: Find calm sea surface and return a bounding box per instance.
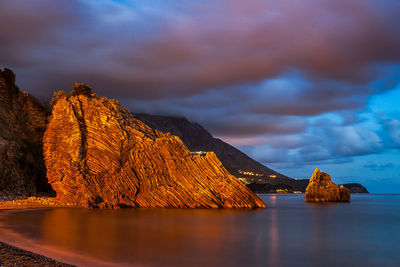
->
[0,194,399,267]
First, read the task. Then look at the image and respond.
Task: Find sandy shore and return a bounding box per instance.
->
[0,196,77,210]
[0,242,75,266]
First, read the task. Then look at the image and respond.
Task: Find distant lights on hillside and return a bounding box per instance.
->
[238,170,263,177]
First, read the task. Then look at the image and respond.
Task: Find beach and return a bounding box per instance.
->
[0,242,75,267]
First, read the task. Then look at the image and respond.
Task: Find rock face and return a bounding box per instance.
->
[0,69,52,198]
[43,85,266,209]
[304,168,350,202]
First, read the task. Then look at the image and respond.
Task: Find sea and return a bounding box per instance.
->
[0,194,399,267]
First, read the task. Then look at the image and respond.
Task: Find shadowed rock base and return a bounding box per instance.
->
[305,168,350,202]
[43,86,266,209]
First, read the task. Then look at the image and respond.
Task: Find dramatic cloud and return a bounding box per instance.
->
[1,0,400,97]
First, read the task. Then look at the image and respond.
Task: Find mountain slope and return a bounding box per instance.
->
[134,114,309,189]
[135,114,372,193]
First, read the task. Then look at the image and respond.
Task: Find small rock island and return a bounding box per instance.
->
[305,168,350,202]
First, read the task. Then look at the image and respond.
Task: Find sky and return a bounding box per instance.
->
[0,0,399,193]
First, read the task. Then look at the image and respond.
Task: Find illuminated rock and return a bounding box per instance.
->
[43,84,266,209]
[304,168,350,202]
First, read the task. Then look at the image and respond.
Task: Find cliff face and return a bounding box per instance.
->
[305,168,350,202]
[43,86,266,209]
[0,69,52,198]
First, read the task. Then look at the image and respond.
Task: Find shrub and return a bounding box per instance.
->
[70,82,93,97]
[50,90,67,106]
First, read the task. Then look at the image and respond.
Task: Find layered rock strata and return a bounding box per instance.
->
[43,85,266,209]
[0,69,52,197]
[304,168,350,202]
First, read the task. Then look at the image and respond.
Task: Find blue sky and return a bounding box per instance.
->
[249,83,400,193]
[0,0,399,192]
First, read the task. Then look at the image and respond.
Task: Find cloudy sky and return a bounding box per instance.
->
[1,0,399,192]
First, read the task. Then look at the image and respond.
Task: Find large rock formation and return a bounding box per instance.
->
[43,85,266,209]
[0,69,53,198]
[304,168,350,202]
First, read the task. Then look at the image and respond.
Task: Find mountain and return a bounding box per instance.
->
[134,113,310,191]
[0,69,53,199]
[43,84,265,208]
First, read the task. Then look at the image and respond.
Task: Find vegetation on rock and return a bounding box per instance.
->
[50,83,95,107]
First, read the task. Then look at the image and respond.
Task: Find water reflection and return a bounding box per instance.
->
[268,195,279,266]
[1,194,400,267]
[1,208,265,266]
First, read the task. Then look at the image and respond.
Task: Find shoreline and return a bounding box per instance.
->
[0,200,96,267]
[0,242,75,266]
[0,216,122,267]
[0,192,378,211]
[0,196,78,210]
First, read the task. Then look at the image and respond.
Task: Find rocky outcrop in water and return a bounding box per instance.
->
[43,85,266,209]
[304,168,350,202]
[0,69,53,198]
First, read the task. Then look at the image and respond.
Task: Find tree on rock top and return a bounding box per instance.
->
[70,82,94,97]
[50,83,95,107]
[50,90,67,106]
